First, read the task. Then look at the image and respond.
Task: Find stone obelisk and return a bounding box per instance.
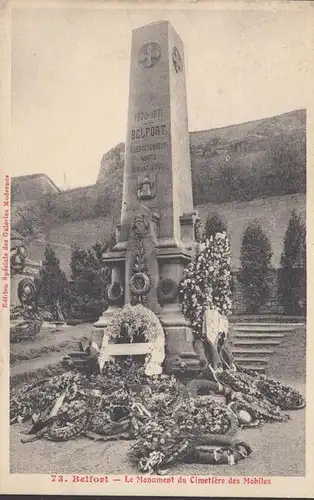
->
[118,20,194,246]
[96,21,200,375]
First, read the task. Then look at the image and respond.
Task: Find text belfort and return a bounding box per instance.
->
[131,124,167,140]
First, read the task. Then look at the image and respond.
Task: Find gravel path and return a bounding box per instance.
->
[10,324,93,364]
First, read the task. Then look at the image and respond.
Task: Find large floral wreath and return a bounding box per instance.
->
[180,232,232,338]
[99,304,165,376]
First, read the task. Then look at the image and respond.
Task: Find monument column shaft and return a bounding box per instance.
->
[120,21,193,246]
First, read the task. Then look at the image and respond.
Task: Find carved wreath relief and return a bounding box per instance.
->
[157,278,179,305]
[10,244,29,274]
[17,277,37,305]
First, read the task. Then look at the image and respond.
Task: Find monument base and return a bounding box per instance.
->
[93,305,121,329]
[160,303,201,376]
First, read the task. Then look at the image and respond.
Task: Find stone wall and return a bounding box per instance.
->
[11,174,60,203]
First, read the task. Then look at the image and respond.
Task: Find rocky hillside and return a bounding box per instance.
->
[11,109,306,275]
[97,109,306,207]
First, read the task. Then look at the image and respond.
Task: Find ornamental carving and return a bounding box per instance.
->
[129,213,151,307]
[11,244,29,274]
[138,42,161,69]
[106,282,124,305]
[137,175,156,201]
[130,272,151,296]
[100,266,111,281]
[172,47,183,73]
[131,213,150,240]
[157,278,178,305]
[17,277,37,305]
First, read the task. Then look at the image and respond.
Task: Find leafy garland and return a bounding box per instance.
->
[179,232,232,338]
[130,214,150,307]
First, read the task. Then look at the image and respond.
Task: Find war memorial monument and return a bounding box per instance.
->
[95,21,201,374]
[7,17,306,482]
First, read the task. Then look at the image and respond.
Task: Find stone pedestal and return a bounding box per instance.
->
[157,245,200,374]
[94,304,121,329]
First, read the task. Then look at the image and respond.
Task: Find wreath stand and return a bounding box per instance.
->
[98,333,155,369]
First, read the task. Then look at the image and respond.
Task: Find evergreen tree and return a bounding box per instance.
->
[36,244,70,321]
[279,211,306,315]
[203,213,227,241]
[238,220,272,313]
[70,243,109,321]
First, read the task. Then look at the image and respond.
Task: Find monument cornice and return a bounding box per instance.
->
[101,250,126,263]
[156,247,192,263]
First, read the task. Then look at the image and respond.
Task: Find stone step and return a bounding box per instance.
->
[233,322,304,327]
[230,315,305,323]
[232,332,284,339]
[232,324,298,332]
[233,339,281,346]
[232,348,274,355]
[234,356,268,364]
[236,363,266,373]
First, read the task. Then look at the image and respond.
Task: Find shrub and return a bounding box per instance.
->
[238,220,272,313]
[279,211,306,315]
[36,245,70,321]
[203,213,227,241]
[69,243,110,322]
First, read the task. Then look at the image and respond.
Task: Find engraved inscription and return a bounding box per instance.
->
[130,141,168,154]
[132,164,166,173]
[130,103,169,177]
[131,124,167,140]
[134,109,163,122]
[141,154,156,162]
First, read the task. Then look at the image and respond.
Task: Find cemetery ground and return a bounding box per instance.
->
[10,322,306,476]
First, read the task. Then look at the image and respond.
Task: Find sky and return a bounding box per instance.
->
[10,5,313,189]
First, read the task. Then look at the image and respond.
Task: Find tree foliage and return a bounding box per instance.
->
[36,244,70,321]
[238,220,273,313]
[279,211,306,315]
[69,242,110,321]
[203,213,227,241]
